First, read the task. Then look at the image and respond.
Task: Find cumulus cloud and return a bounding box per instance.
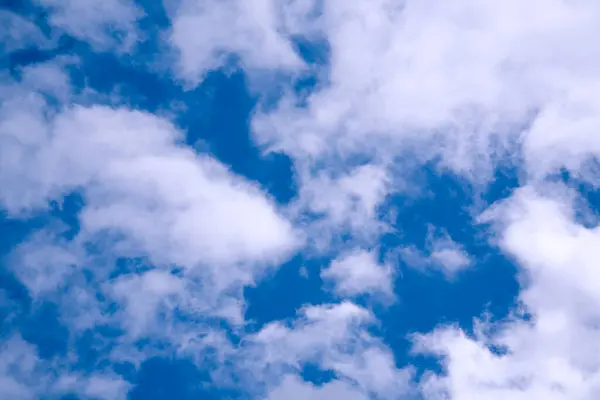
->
[5,0,600,399]
[255,0,600,161]
[321,249,393,299]
[168,0,306,84]
[293,163,391,250]
[251,0,600,246]
[247,2,600,399]
[0,60,300,366]
[109,269,185,338]
[413,185,600,399]
[1,68,299,266]
[7,225,82,297]
[244,302,413,399]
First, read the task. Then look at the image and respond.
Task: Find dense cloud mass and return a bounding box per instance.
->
[2,0,600,399]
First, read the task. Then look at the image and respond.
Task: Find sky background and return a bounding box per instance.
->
[2,0,600,399]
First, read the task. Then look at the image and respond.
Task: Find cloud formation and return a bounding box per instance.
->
[2,0,600,399]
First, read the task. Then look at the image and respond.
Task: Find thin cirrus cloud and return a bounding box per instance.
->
[1,0,600,399]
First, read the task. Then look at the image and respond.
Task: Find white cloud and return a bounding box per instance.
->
[1,82,299,270]
[54,371,131,400]
[35,0,143,51]
[402,227,472,277]
[414,185,600,399]
[524,83,600,182]
[428,247,471,275]
[7,1,600,399]
[0,335,130,400]
[321,248,393,299]
[268,375,367,400]
[0,10,53,53]
[19,58,75,99]
[0,62,300,353]
[0,336,39,399]
[250,0,600,248]
[109,269,186,338]
[293,164,391,250]
[243,7,600,396]
[255,0,600,162]
[168,0,305,84]
[67,105,300,269]
[8,226,82,297]
[251,302,374,366]
[246,302,413,399]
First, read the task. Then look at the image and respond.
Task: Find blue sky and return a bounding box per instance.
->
[2,1,600,399]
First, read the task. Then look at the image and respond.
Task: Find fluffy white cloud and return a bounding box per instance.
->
[109,269,185,338]
[0,334,130,400]
[524,84,600,181]
[1,62,300,351]
[1,71,299,266]
[245,5,600,396]
[250,0,600,249]
[321,249,393,299]
[255,0,600,164]
[413,185,600,399]
[8,226,82,297]
[239,2,600,398]
[268,375,367,400]
[168,0,305,84]
[0,336,40,399]
[293,164,391,250]
[244,302,413,399]
[6,1,600,399]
